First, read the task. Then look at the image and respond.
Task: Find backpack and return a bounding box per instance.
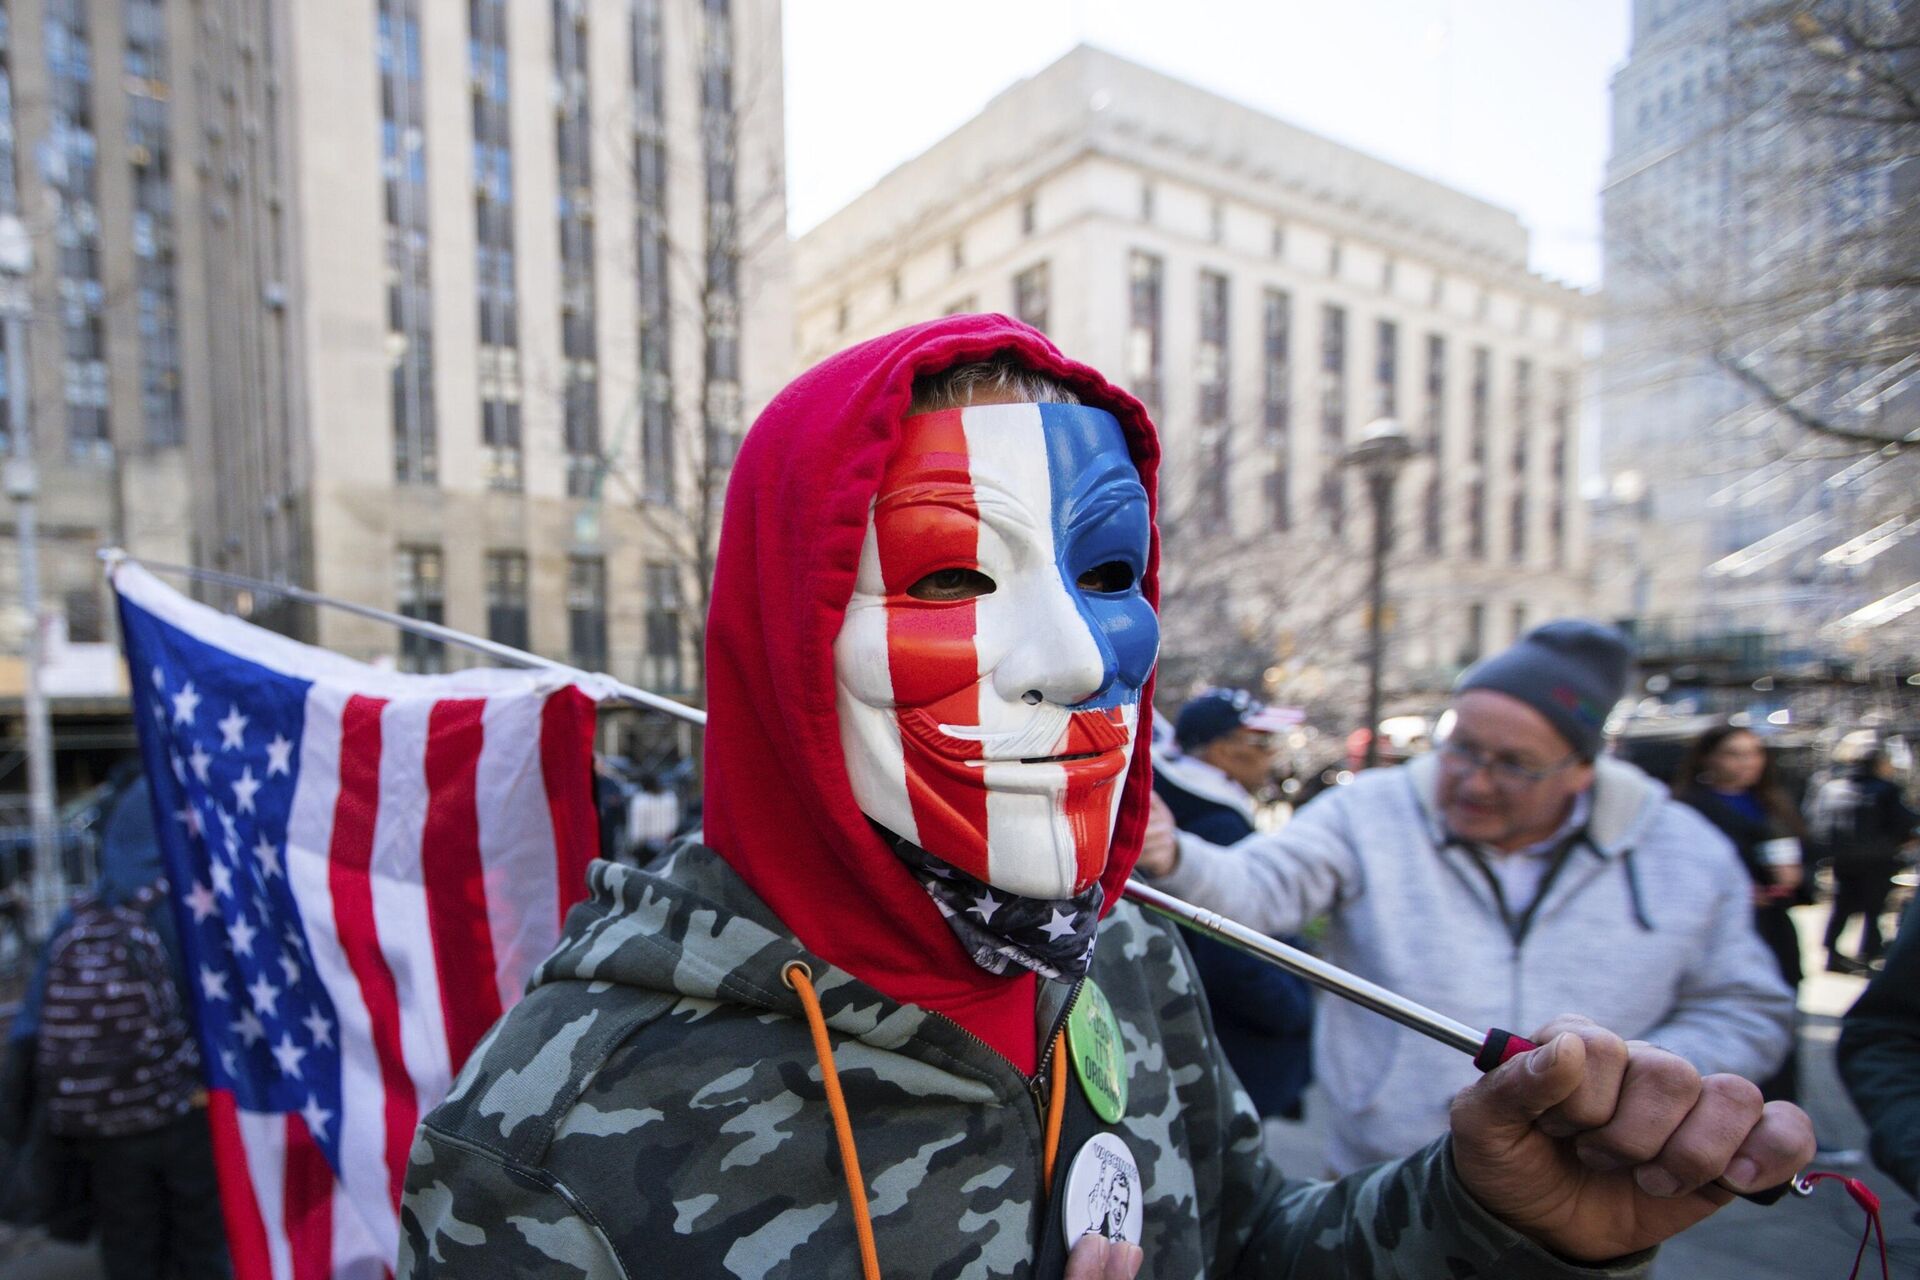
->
[32,883,201,1139]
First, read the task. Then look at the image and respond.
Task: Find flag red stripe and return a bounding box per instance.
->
[326,694,417,1212]
[207,1091,274,1280]
[540,687,599,926]
[284,1114,334,1280]
[421,698,501,1070]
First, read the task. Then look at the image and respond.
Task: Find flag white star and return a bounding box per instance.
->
[152,700,167,724]
[279,949,302,987]
[218,704,249,751]
[231,1008,266,1047]
[151,665,166,690]
[247,973,281,1018]
[184,880,218,923]
[253,834,282,879]
[968,891,1003,923]
[171,681,201,726]
[284,925,306,958]
[215,806,238,842]
[302,1008,334,1049]
[271,1032,307,1079]
[174,806,204,840]
[1041,908,1079,942]
[199,966,230,1002]
[188,741,213,785]
[232,766,262,815]
[169,751,187,784]
[300,1095,334,1140]
[209,859,235,898]
[265,733,294,777]
[219,1048,238,1078]
[227,914,258,957]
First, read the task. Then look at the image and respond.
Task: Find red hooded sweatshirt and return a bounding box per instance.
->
[702,314,1161,1075]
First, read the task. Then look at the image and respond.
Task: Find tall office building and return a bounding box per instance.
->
[0,0,789,788]
[797,47,1591,714]
[1598,0,1917,680]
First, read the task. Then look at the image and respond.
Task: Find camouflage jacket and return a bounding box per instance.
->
[399,844,1653,1278]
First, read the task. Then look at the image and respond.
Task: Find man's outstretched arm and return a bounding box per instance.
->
[1134,786,1358,936]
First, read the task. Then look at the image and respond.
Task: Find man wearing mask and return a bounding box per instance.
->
[401,318,1809,1278]
[1137,621,1795,1176]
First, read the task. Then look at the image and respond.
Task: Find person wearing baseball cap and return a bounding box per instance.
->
[1153,690,1313,1123]
[1137,620,1794,1175]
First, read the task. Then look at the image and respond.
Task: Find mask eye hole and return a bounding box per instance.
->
[906,568,996,601]
[1076,561,1136,594]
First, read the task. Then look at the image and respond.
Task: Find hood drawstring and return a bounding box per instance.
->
[783,960,1070,1280]
[1620,846,1655,932]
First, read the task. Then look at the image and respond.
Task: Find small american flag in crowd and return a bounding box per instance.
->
[113,563,603,1278]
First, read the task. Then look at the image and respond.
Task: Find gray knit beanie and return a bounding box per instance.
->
[1454,620,1633,760]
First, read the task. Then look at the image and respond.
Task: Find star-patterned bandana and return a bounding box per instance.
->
[885,831,1104,981]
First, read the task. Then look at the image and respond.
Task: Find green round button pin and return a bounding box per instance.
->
[1066,979,1128,1124]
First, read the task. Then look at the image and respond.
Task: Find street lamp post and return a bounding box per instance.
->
[1346,418,1414,770]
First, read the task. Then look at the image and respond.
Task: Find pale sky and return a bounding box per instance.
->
[784,0,1631,290]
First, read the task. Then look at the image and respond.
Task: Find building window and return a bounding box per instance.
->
[1511,357,1532,474]
[1550,370,1572,568]
[1510,493,1528,563]
[1422,333,1445,556]
[950,238,964,272]
[1126,251,1163,413]
[1373,318,1397,418]
[1263,289,1293,532]
[1270,224,1285,260]
[1469,345,1490,467]
[700,0,742,479]
[47,0,111,459]
[1466,478,1486,561]
[472,0,522,491]
[643,561,683,693]
[1319,303,1347,536]
[1139,180,1154,222]
[555,0,601,499]
[380,0,437,483]
[64,586,104,644]
[1327,240,1342,279]
[1510,604,1527,642]
[567,556,608,671]
[395,546,446,673]
[889,272,902,303]
[1381,257,1395,293]
[634,0,673,503]
[1262,288,1291,452]
[1020,196,1036,236]
[1013,262,1049,333]
[126,0,181,448]
[943,295,977,316]
[1463,602,1486,666]
[1208,200,1224,244]
[485,551,529,651]
[1196,270,1231,528]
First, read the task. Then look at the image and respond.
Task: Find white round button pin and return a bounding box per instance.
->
[1059,1132,1144,1249]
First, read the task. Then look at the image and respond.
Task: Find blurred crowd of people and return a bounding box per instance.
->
[1143,620,1918,1189]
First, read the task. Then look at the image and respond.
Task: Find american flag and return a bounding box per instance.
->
[113,563,602,1278]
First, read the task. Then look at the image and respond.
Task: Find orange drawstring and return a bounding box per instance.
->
[783,962,882,1280]
[1042,1029,1067,1189]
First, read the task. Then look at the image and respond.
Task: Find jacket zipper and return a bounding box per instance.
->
[1029,976,1086,1113]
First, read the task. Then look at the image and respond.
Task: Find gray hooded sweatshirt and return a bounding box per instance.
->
[1152,754,1794,1174]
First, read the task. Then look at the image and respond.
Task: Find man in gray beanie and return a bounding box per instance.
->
[1137,620,1794,1175]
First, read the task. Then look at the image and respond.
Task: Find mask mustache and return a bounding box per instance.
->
[900,704,1131,762]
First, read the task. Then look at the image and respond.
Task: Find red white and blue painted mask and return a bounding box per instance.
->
[835,403,1159,899]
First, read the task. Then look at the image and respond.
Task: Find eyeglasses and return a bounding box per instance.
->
[1436,738,1578,789]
